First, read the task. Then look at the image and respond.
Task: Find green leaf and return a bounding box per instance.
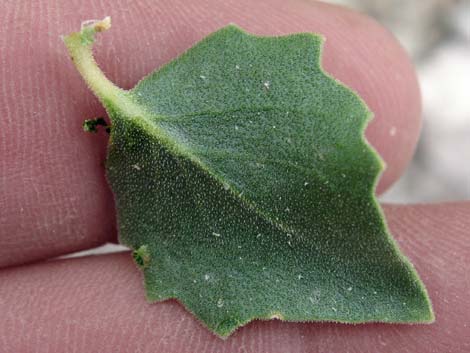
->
[63,17,433,337]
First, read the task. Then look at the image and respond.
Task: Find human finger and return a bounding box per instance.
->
[1,203,468,352]
[0,0,421,267]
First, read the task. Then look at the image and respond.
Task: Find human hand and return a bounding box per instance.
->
[1,0,468,352]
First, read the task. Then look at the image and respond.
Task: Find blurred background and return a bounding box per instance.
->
[326,0,470,203]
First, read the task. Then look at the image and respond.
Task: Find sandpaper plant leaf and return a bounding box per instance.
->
[63,17,433,337]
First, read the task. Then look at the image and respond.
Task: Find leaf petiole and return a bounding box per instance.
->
[63,17,143,120]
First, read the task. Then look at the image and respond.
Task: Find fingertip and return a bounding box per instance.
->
[0,0,421,267]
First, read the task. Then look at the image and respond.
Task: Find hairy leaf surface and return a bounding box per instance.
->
[63,18,433,337]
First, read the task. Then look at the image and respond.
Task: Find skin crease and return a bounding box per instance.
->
[0,0,468,352]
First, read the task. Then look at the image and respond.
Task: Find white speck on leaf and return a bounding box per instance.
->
[217,298,224,308]
[132,164,141,170]
[212,232,221,237]
[264,81,270,89]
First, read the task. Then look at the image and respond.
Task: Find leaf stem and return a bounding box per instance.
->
[63,17,124,103]
[63,16,147,123]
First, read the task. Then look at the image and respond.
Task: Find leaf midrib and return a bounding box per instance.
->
[114,97,303,241]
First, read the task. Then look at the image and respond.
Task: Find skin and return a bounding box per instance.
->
[0,0,468,352]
